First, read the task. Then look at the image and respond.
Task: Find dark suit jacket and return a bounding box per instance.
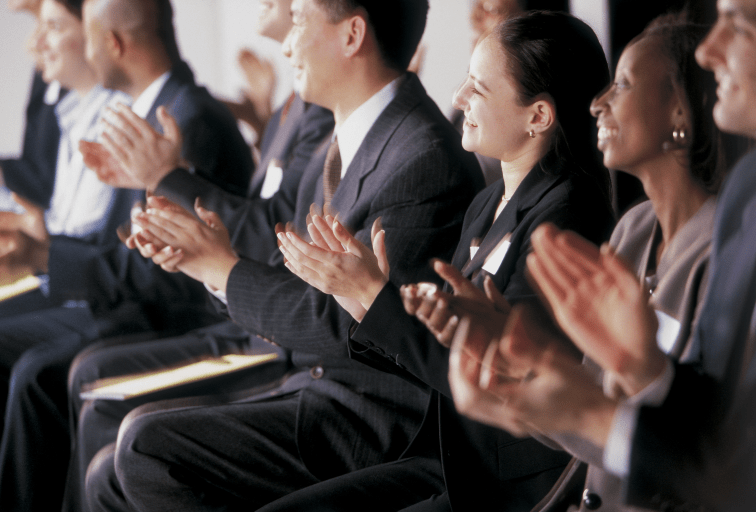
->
[0,72,64,208]
[350,162,615,510]
[614,150,756,511]
[44,62,253,332]
[221,73,485,477]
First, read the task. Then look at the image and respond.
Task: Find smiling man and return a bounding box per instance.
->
[82,0,485,510]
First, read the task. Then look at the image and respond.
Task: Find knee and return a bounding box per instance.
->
[86,443,122,511]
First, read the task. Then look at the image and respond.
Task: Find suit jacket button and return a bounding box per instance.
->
[582,490,602,510]
[310,366,324,379]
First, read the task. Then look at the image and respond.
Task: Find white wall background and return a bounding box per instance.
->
[0,0,607,157]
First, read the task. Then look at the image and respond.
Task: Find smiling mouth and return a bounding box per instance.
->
[597,126,617,142]
[464,118,478,128]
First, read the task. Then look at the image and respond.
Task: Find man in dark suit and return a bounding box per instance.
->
[0,0,254,510]
[81,0,486,509]
[63,0,334,506]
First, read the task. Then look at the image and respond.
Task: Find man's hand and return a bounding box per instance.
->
[101,104,184,191]
[0,193,50,276]
[131,196,239,290]
[81,140,144,189]
[527,223,665,397]
[449,304,617,446]
[277,212,389,319]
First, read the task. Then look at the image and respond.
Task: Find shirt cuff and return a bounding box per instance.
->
[204,282,228,305]
[603,358,675,476]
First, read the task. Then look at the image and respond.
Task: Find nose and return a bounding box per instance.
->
[452,78,471,112]
[590,85,611,118]
[696,22,725,72]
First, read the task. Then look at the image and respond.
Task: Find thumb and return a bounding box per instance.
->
[433,259,472,296]
[333,219,364,257]
[373,228,389,278]
[157,106,182,143]
[194,198,222,230]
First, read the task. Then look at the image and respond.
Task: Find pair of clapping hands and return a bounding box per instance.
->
[79,103,240,293]
[0,193,50,280]
[278,218,668,447]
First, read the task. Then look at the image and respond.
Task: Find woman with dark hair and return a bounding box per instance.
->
[440,13,728,512]
[274,11,614,512]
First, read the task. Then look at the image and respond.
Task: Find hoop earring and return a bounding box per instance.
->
[528,130,536,138]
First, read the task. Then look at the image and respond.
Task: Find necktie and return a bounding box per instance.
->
[323,136,341,207]
[279,92,296,127]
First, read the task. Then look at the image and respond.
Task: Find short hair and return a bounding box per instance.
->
[493,11,611,202]
[315,0,428,71]
[632,12,725,193]
[54,0,84,18]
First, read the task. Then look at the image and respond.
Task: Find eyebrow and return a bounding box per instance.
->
[469,74,492,93]
[722,3,756,27]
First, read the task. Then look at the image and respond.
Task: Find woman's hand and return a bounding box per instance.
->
[401,261,511,348]
[277,211,389,320]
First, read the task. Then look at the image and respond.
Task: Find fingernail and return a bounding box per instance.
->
[286,232,293,240]
[277,232,285,242]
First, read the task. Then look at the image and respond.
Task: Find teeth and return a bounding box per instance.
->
[598,126,617,141]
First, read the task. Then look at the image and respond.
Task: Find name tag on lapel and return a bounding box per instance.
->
[260,160,284,199]
[481,234,512,275]
[655,309,681,354]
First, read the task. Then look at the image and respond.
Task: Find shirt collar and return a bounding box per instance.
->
[131,71,171,118]
[44,80,62,105]
[334,75,403,176]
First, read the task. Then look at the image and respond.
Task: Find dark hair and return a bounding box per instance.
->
[315,0,428,71]
[493,11,611,201]
[55,0,84,18]
[632,12,725,193]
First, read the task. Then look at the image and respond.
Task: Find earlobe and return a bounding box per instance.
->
[529,100,556,135]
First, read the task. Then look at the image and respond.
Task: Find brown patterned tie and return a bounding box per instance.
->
[322,136,341,207]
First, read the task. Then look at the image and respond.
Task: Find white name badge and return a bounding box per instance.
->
[655,309,681,354]
[260,161,284,199]
[482,237,512,275]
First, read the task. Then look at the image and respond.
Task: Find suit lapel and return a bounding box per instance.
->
[328,74,424,215]
[144,62,194,130]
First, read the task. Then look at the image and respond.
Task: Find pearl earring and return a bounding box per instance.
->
[528,130,535,138]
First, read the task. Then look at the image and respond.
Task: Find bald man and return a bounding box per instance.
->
[0,0,254,510]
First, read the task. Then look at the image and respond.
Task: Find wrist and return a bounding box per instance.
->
[619,348,667,397]
[360,276,389,312]
[204,253,240,295]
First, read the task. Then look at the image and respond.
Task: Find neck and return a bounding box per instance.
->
[123,47,172,99]
[637,156,711,249]
[71,70,98,98]
[499,137,551,199]
[331,62,401,126]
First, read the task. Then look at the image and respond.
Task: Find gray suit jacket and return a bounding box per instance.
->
[535,198,716,512]
[224,73,485,477]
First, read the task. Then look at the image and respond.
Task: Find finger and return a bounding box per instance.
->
[134,211,185,247]
[306,219,333,251]
[147,195,189,214]
[373,225,389,278]
[195,201,225,231]
[278,230,330,272]
[0,212,23,231]
[134,234,159,258]
[400,284,423,316]
[157,106,182,144]
[311,214,343,252]
[432,259,474,296]
[530,224,601,286]
[102,110,139,147]
[425,296,455,336]
[333,219,366,257]
[434,314,460,348]
[114,103,154,139]
[483,275,511,314]
[100,130,130,170]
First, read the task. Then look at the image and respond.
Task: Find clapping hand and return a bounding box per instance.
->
[130,196,239,291]
[400,262,510,347]
[277,210,388,321]
[100,104,184,191]
[0,193,50,276]
[526,223,665,397]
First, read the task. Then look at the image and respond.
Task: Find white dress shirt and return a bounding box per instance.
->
[45,85,130,237]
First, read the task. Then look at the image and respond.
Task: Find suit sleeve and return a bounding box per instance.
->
[224,143,480,362]
[352,180,613,397]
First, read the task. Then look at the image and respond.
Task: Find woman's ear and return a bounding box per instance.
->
[527,97,556,137]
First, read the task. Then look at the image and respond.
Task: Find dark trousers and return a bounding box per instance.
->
[66,322,289,512]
